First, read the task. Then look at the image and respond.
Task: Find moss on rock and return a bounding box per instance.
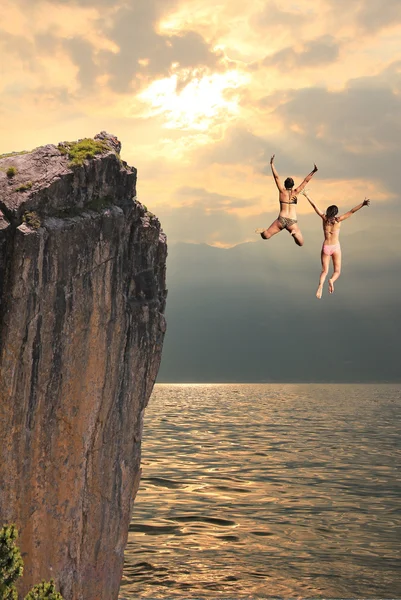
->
[6,167,17,179]
[15,182,33,192]
[58,138,109,167]
[22,211,41,229]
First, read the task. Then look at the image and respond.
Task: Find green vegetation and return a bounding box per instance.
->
[15,182,33,192]
[6,167,17,178]
[0,151,28,160]
[22,211,41,229]
[0,525,23,600]
[0,525,64,600]
[140,203,155,217]
[58,138,109,167]
[24,580,63,600]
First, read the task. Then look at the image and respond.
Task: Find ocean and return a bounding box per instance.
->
[120,384,401,599]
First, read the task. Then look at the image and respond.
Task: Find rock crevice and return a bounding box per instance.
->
[0,132,167,600]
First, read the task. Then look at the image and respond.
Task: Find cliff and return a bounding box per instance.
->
[0,133,167,599]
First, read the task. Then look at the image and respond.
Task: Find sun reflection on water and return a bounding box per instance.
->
[120,383,401,599]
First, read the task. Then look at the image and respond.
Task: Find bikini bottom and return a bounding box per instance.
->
[278,215,297,229]
[322,243,340,256]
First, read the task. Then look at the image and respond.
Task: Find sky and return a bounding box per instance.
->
[2,0,401,381]
[2,0,401,249]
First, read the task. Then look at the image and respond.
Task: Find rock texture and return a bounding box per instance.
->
[0,133,167,600]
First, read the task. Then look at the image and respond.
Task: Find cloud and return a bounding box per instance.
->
[249,1,309,32]
[63,38,98,90]
[96,1,225,93]
[324,0,401,33]
[197,126,270,167]
[151,183,274,246]
[0,30,33,62]
[155,187,401,248]
[176,186,259,210]
[358,0,401,31]
[271,67,401,188]
[156,203,244,245]
[194,60,401,200]
[261,36,340,70]
[2,0,401,255]
[1,0,226,97]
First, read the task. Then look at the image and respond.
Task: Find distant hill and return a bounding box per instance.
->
[158,225,401,383]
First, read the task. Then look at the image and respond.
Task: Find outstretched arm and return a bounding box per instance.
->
[294,163,318,194]
[270,154,285,192]
[338,197,370,221]
[302,190,324,218]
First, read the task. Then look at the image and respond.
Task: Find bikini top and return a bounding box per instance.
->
[280,194,297,205]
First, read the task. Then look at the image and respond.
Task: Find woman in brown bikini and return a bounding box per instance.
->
[302,190,370,298]
[256,154,318,246]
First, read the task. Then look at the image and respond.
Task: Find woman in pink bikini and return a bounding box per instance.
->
[302,191,370,299]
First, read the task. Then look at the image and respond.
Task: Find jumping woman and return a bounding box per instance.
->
[256,155,318,246]
[302,191,370,298]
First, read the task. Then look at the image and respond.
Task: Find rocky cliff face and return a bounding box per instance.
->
[0,133,167,600]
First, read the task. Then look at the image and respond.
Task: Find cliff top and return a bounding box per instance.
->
[0,132,136,225]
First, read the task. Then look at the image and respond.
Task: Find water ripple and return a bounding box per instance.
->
[120,383,401,599]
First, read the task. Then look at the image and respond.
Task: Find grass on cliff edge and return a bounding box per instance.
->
[0,150,29,159]
[58,138,109,167]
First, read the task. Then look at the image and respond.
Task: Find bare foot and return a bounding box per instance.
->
[316,286,323,299]
[328,279,334,294]
[255,227,268,239]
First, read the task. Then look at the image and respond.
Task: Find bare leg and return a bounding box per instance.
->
[328,249,342,294]
[316,251,330,299]
[256,219,283,240]
[287,223,304,247]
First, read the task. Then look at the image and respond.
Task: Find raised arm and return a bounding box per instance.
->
[338,197,370,221]
[294,163,318,194]
[270,154,285,192]
[302,190,324,218]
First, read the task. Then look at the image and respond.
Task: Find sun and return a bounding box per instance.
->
[138,69,248,131]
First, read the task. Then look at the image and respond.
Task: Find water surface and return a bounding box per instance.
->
[121,384,401,598]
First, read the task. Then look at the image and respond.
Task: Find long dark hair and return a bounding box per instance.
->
[326,205,339,224]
